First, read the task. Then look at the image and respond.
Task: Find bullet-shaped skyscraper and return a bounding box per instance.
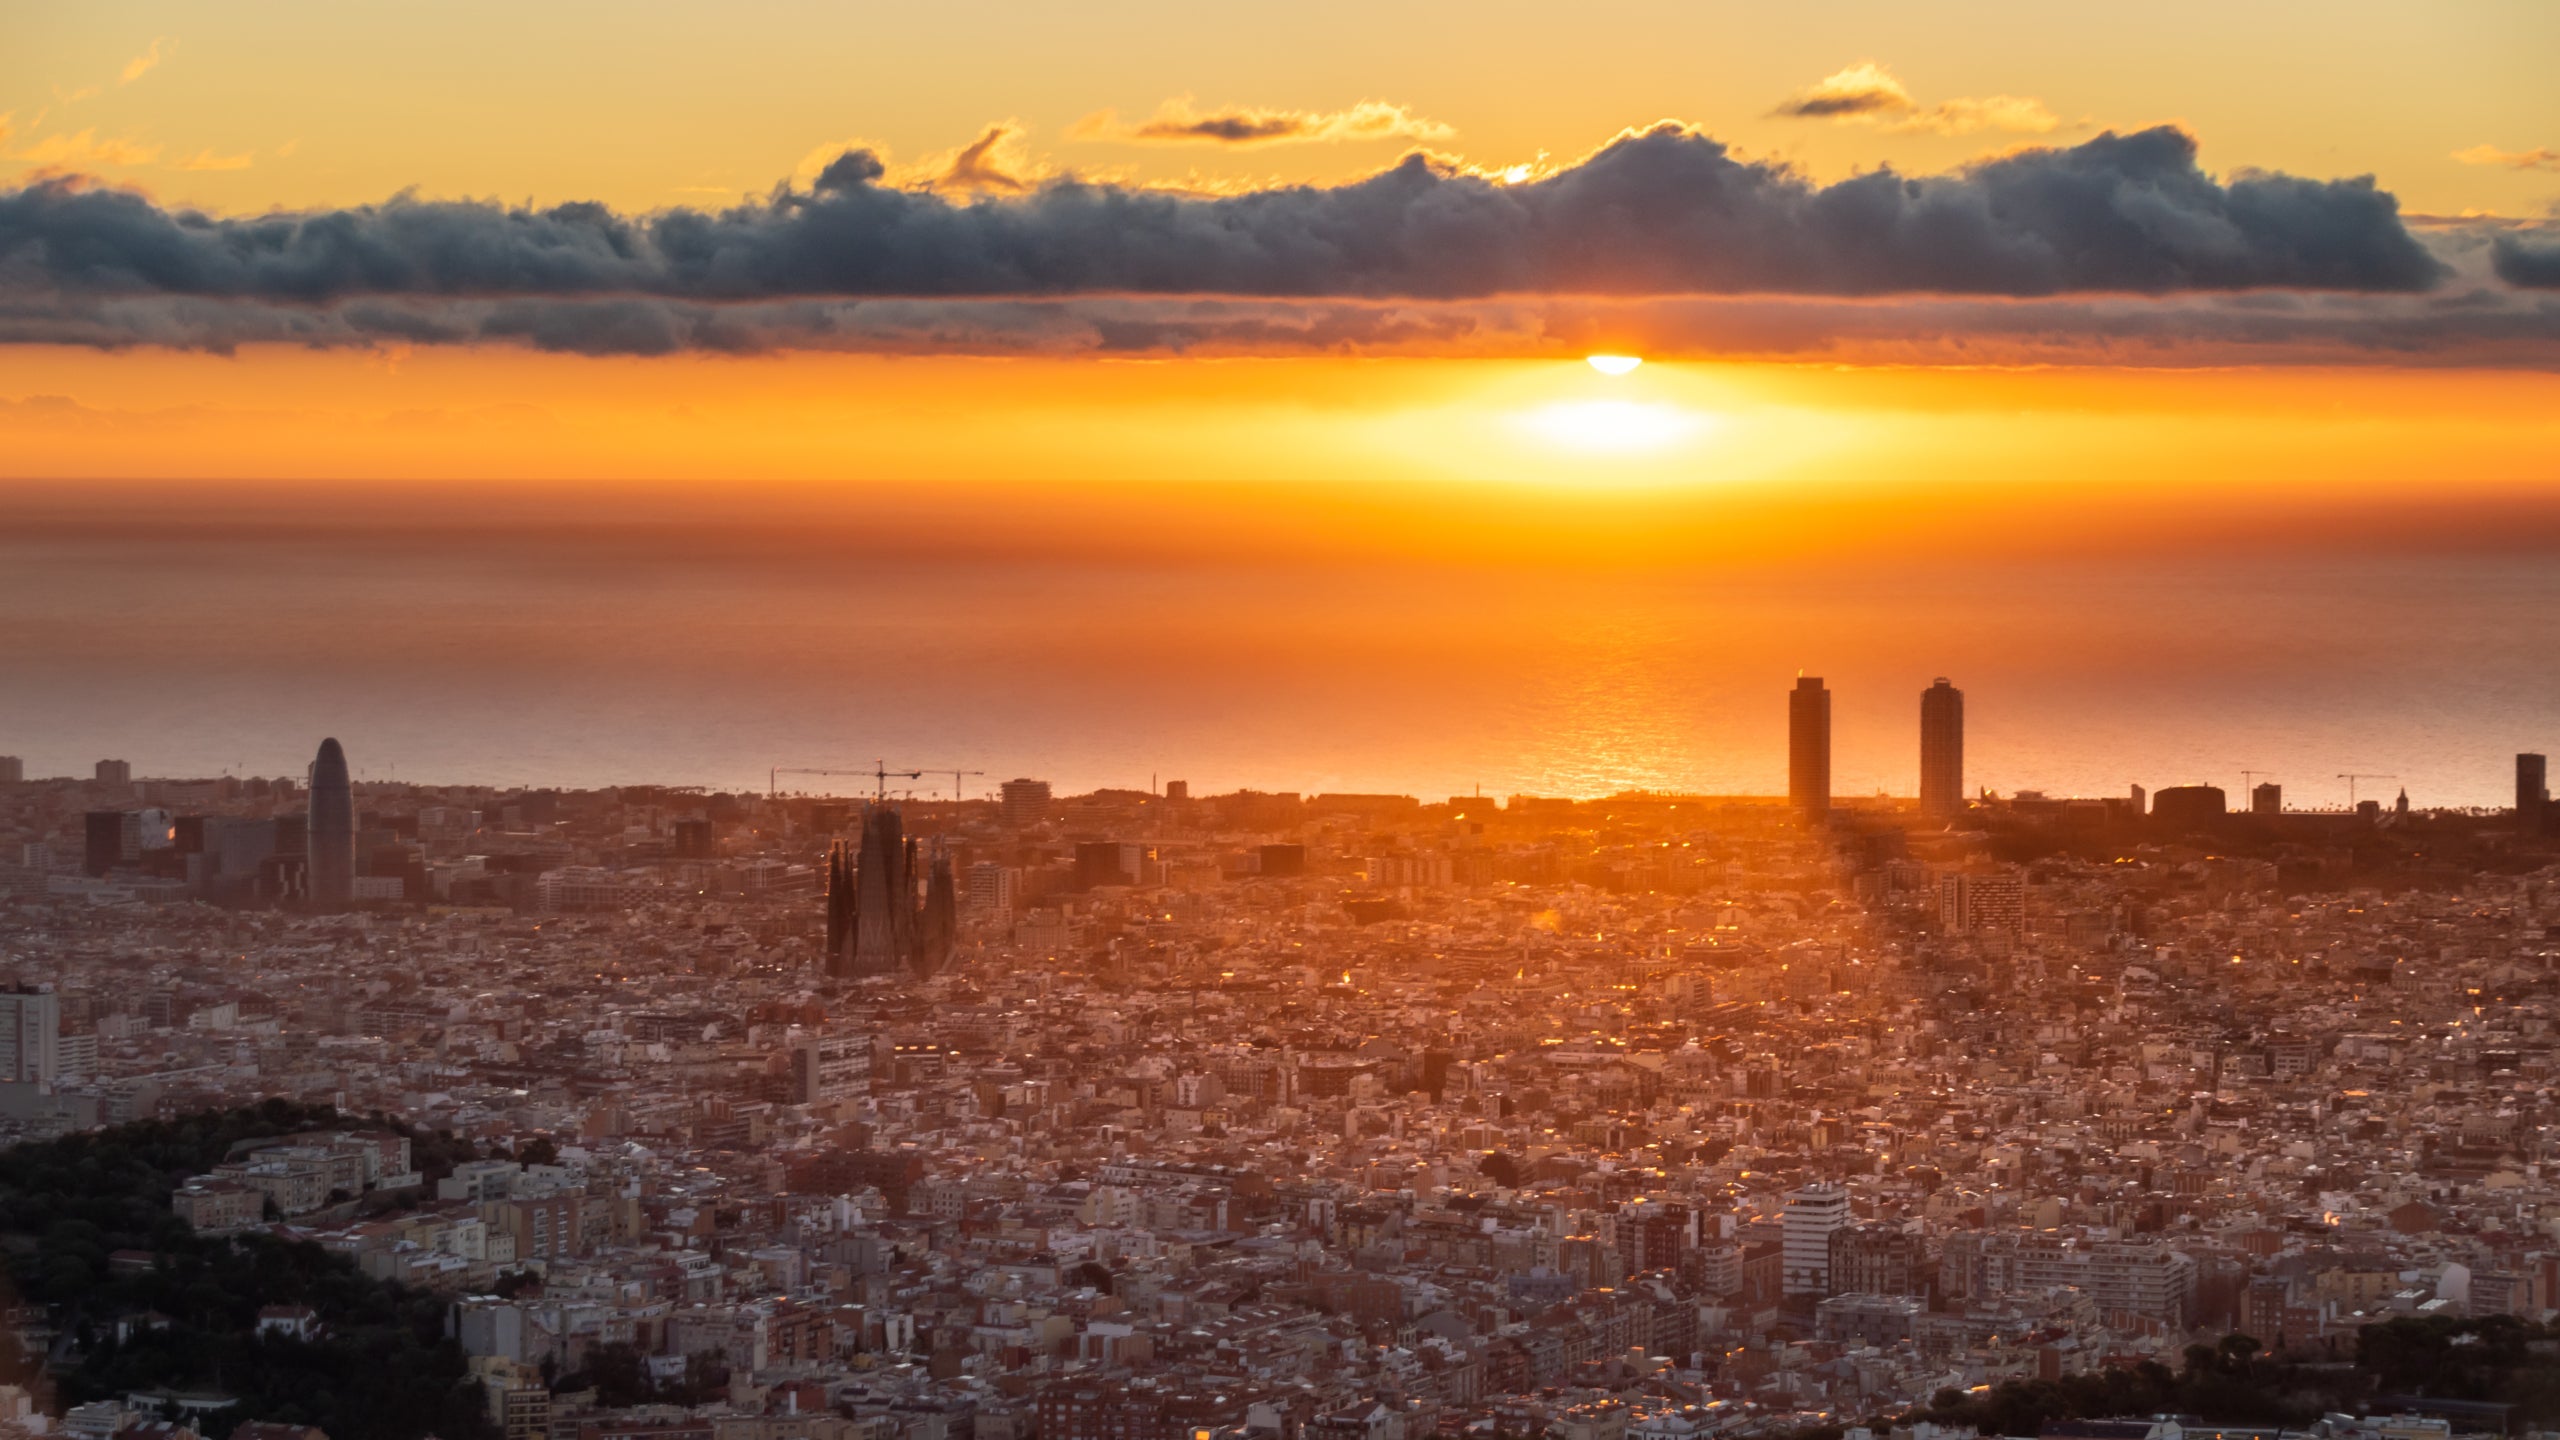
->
[307,737,355,910]
[1788,676,1830,820]
[1920,678,1964,820]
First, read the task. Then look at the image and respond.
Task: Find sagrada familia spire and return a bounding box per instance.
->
[824,804,954,978]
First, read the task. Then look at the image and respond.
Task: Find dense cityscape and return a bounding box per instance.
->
[3,678,2560,1440]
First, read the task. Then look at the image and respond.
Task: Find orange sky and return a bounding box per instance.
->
[7,0,2559,535]
[4,346,2557,565]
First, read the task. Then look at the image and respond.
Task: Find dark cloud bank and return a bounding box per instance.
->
[5,122,2548,359]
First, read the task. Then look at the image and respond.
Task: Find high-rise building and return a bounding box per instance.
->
[1782,1182,1851,1297]
[0,757,22,785]
[790,1031,873,1105]
[306,737,356,911]
[2252,782,2282,815]
[1787,676,1831,820]
[1000,778,1052,828]
[966,861,1018,916]
[1919,678,1963,820]
[0,986,59,1086]
[82,811,124,877]
[2519,754,2548,830]
[1163,780,1189,802]
[1938,871,2024,938]
[94,759,131,787]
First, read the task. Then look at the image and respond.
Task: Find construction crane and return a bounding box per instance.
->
[770,762,986,802]
[2337,773,2398,809]
[768,761,924,800]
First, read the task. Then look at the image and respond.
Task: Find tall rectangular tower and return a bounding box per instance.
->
[0,987,59,1086]
[1782,1182,1851,1297]
[2520,753,2548,831]
[1788,676,1831,820]
[1919,678,1963,819]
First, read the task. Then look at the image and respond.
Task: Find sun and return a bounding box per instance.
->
[1586,354,1644,376]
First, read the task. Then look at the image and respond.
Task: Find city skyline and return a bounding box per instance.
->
[10,7,2560,1438]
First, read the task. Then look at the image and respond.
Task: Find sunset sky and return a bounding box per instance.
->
[5,0,2557,516]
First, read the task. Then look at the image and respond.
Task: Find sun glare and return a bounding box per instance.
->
[1517,400,1708,454]
[1586,354,1643,376]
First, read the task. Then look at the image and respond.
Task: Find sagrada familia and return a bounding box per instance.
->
[823,804,956,978]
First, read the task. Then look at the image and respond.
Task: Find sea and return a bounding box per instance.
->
[2,486,2554,810]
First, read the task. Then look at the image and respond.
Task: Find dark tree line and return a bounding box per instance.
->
[0,1101,497,1440]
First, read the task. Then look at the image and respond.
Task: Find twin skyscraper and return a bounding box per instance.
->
[1788,676,1965,821]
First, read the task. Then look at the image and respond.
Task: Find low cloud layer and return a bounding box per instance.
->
[1,124,2443,304]
[9,282,2554,370]
[2497,235,2560,289]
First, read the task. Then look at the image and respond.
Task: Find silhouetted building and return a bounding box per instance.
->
[827,805,952,979]
[1919,678,1963,820]
[825,839,855,966]
[1258,843,1306,878]
[83,811,124,877]
[2520,753,2548,831]
[1000,778,1052,828]
[1075,842,1132,890]
[0,756,21,785]
[919,849,955,975]
[2251,782,2282,815]
[853,805,914,975]
[307,737,355,911]
[94,758,131,787]
[1788,676,1831,820]
[2151,784,2227,829]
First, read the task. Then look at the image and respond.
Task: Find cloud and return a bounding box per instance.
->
[120,38,170,86]
[2455,144,2560,173]
[1887,95,2062,138]
[0,123,2446,317]
[173,149,254,172]
[9,288,2556,368]
[11,128,162,168]
[1772,62,1912,119]
[2495,234,2560,288]
[1087,98,1454,147]
[919,123,1039,193]
[1774,63,2062,136]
